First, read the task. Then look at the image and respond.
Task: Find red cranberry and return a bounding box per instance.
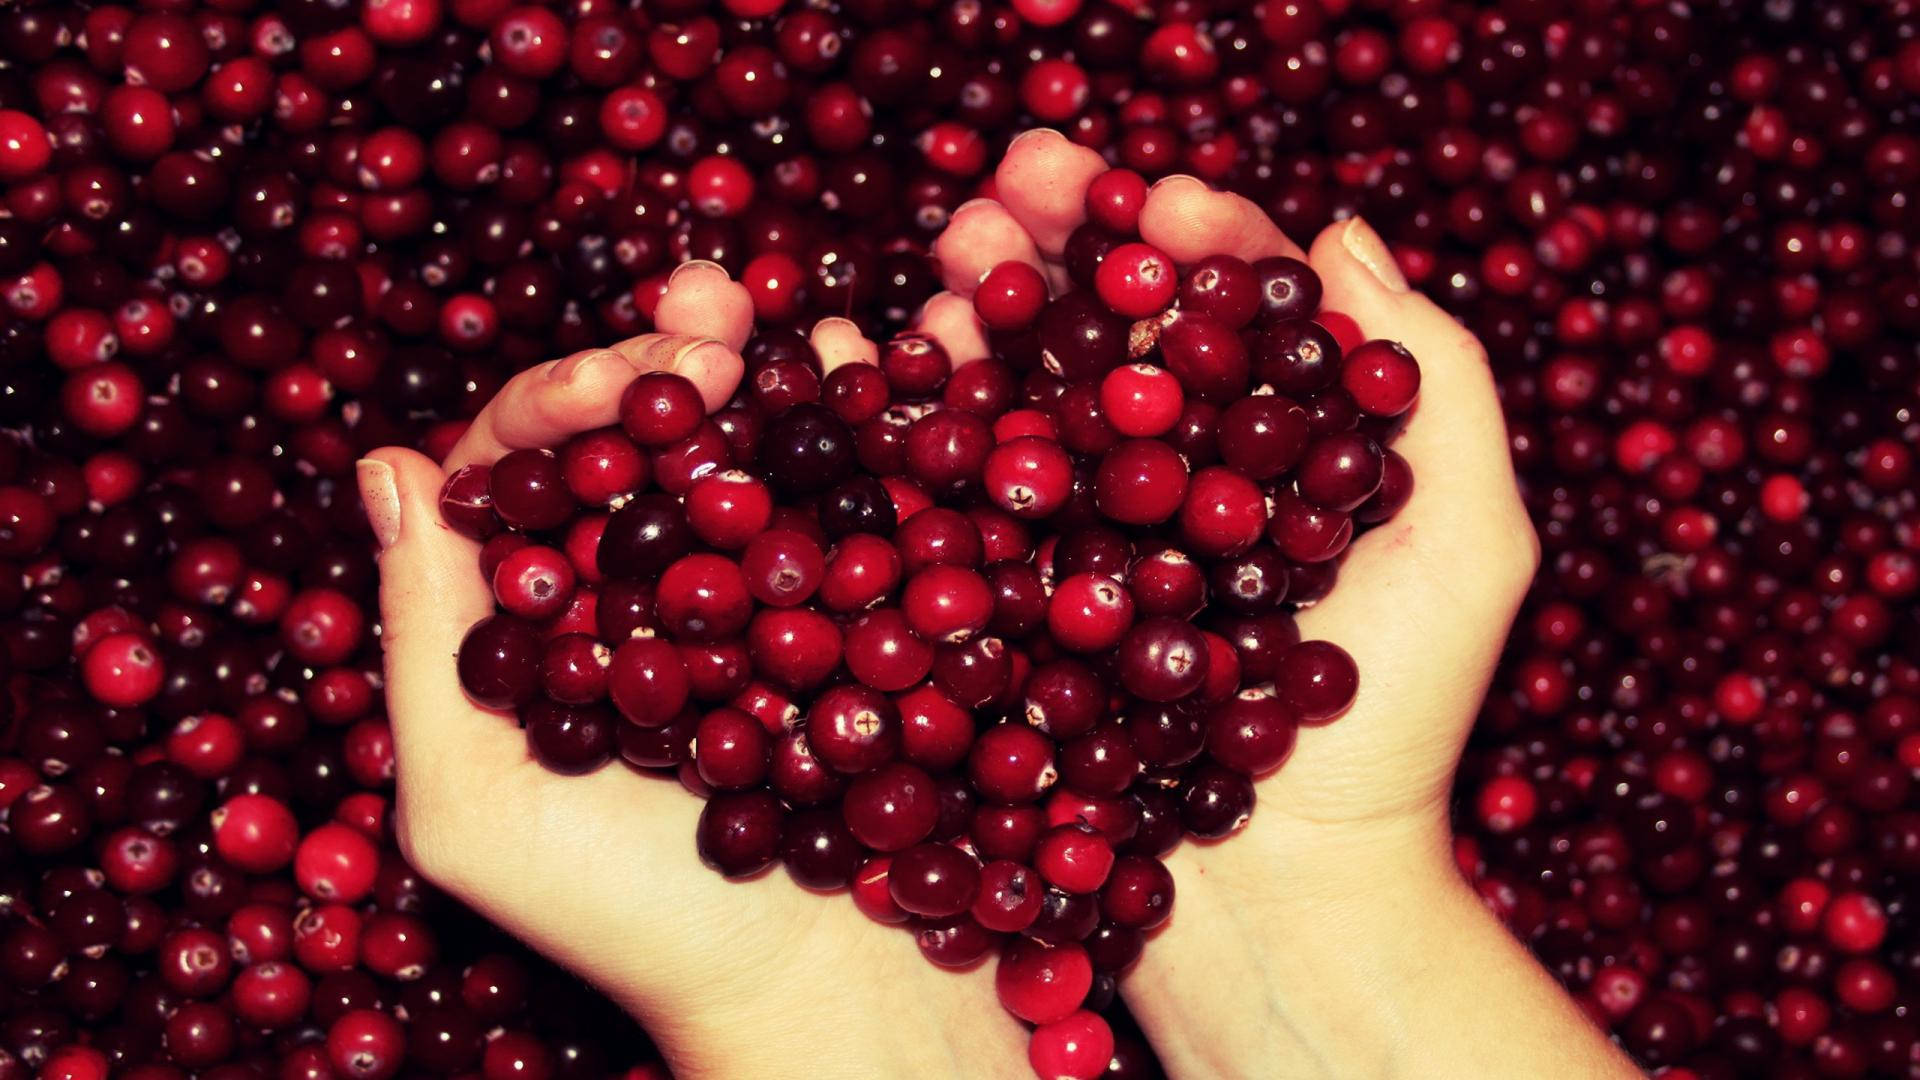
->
[995,938,1092,1024]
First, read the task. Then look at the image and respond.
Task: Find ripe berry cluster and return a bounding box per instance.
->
[450,227,1419,1075]
[1,0,1916,1076]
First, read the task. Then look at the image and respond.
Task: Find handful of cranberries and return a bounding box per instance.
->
[445,217,1419,1078]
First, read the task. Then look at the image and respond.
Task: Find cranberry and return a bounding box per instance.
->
[887,842,981,918]
[1116,617,1210,702]
[456,615,542,710]
[696,789,785,878]
[1274,640,1359,721]
[976,262,1050,332]
[620,372,706,448]
[805,684,899,775]
[524,701,615,774]
[1034,825,1116,894]
[995,938,1092,1024]
[1101,855,1175,929]
[210,794,299,874]
[1205,692,1297,775]
[1029,1011,1114,1080]
[489,449,576,532]
[842,762,940,852]
[1341,340,1423,417]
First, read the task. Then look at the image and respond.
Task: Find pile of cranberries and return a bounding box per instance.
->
[447,237,1416,1074]
[0,0,1917,1076]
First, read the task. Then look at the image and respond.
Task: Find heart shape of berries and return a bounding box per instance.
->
[444,237,1419,1078]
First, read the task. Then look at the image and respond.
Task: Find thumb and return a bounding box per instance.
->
[358,448,527,788]
[1297,217,1540,652]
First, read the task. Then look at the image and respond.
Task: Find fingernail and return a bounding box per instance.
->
[1340,217,1408,293]
[1149,174,1202,194]
[668,337,729,375]
[356,459,401,550]
[667,259,725,288]
[950,197,999,220]
[545,347,616,383]
[1010,127,1062,150]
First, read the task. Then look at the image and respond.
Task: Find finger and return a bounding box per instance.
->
[810,317,879,373]
[1295,217,1538,672]
[654,260,755,352]
[914,291,992,367]
[1139,176,1306,265]
[993,128,1108,258]
[931,199,1044,297]
[442,336,739,473]
[357,450,525,778]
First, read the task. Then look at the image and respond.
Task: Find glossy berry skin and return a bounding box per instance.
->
[984,436,1074,518]
[972,859,1046,933]
[1085,169,1148,233]
[621,372,706,447]
[1116,617,1210,702]
[1253,257,1323,322]
[1047,574,1135,653]
[657,554,754,641]
[488,449,577,532]
[211,794,299,874]
[968,724,1058,803]
[1029,1010,1115,1080]
[697,790,785,878]
[524,702,615,774]
[775,809,862,891]
[1034,825,1116,894]
[456,615,541,709]
[81,632,166,707]
[845,609,935,691]
[1178,254,1263,328]
[607,636,691,728]
[1094,242,1177,318]
[1274,641,1359,721]
[760,403,857,497]
[975,261,1050,331]
[1295,432,1385,511]
[887,842,982,918]
[1205,693,1298,774]
[1218,396,1311,480]
[491,545,575,621]
[1340,340,1422,417]
[842,762,940,852]
[1101,856,1176,929]
[327,1008,405,1080]
[1100,364,1184,438]
[995,938,1093,1024]
[806,684,900,775]
[902,565,993,643]
[1181,763,1256,839]
[1095,438,1189,525]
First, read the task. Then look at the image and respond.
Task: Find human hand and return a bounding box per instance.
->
[919,129,1633,1080]
[356,269,1028,1080]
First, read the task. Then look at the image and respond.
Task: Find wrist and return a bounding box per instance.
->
[1121,814,1474,1079]
[632,939,1032,1080]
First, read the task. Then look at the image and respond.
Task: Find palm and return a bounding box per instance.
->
[445,751,948,1020]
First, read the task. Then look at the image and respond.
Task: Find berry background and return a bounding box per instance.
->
[0,1,1916,1078]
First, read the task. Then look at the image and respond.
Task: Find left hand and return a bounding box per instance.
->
[357,263,1028,1080]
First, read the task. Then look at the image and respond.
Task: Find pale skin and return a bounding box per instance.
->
[357,130,1646,1080]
